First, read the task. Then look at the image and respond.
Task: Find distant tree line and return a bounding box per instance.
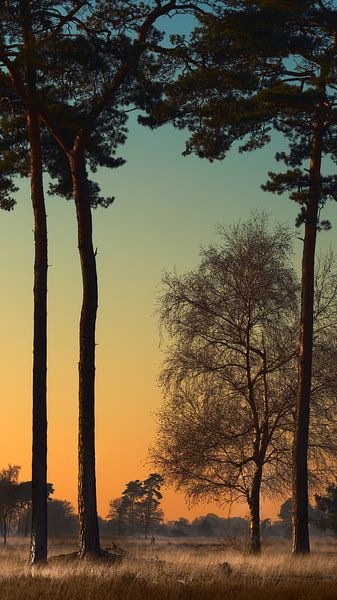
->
[105,484,337,541]
[3,462,337,543]
[0,465,77,542]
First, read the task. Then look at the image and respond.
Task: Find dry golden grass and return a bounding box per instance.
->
[1,537,337,599]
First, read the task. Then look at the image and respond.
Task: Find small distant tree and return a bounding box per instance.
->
[48,499,78,538]
[279,497,318,538]
[278,499,293,538]
[0,465,20,544]
[107,497,128,536]
[136,473,164,539]
[15,481,54,538]
[314,485,337,535]
[121,480,144,535]
[113,474,165,537]
[196,517,214,538]
[16,481,33,537]
[260,518,272,538]
[167,517,190,537]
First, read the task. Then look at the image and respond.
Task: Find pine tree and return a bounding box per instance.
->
[0,0,89,563]
[142,0,337,554]
[136,474,164,538]
[121,480,144,535]
[0,0,214,558]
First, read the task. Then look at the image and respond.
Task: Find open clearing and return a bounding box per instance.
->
[1,537,337,599]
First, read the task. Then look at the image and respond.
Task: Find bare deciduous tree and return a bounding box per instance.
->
[151,214,337,554]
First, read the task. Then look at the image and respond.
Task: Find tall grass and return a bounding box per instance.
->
[1,537,337,599]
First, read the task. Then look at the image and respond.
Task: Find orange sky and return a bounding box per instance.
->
[1,117,335,526]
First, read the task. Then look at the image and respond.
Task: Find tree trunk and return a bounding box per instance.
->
[20,0,48,566]
[25,508,30,538]
[3,518,7,545]
[292,115,323,555]
[248,467,262,554]
[69,147,101,558]
[28,107,48,565]
[17,510,21,536]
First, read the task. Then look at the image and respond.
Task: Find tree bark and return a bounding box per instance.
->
[248,466,262,554]
[17,510,21,536]
[69,146,101,557]
[3,517,7,545]
[25,508,30,538]
[292,114,323,555]
[28,106,48,565]
[19,0,48,566]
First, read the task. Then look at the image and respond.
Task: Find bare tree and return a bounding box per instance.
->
[151,214,337,553]
[309,251,337,484]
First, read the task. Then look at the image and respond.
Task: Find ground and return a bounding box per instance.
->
[1,537,337,599]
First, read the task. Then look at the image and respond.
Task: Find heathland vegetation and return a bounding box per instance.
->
[2,458,337,599]
[2,538,337,600]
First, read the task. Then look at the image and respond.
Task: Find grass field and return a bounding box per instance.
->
[1,537,337,599]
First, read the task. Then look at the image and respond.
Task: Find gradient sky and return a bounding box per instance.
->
[1,108,336,523]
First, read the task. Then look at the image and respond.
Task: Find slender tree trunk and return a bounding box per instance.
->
[69,146,101,558]
[20,0,48,565]
[3,518,7,545]
[292,114,323,555]
[17,510,21,536]
[25,508,30,538]
[248,466,262,554]
[28,106,48,565]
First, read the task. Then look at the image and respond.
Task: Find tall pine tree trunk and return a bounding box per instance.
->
[248,466,262,554]
[28,105,48,565]
[292,114,323,555]
[20,0,48,564]
[69,145,101,557]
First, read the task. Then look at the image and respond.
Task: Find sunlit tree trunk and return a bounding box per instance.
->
[69,144,101,557]
[292,112,324,555]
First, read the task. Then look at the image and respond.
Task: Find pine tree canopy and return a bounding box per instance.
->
[0,1,215,209]
[140,0,337,227]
